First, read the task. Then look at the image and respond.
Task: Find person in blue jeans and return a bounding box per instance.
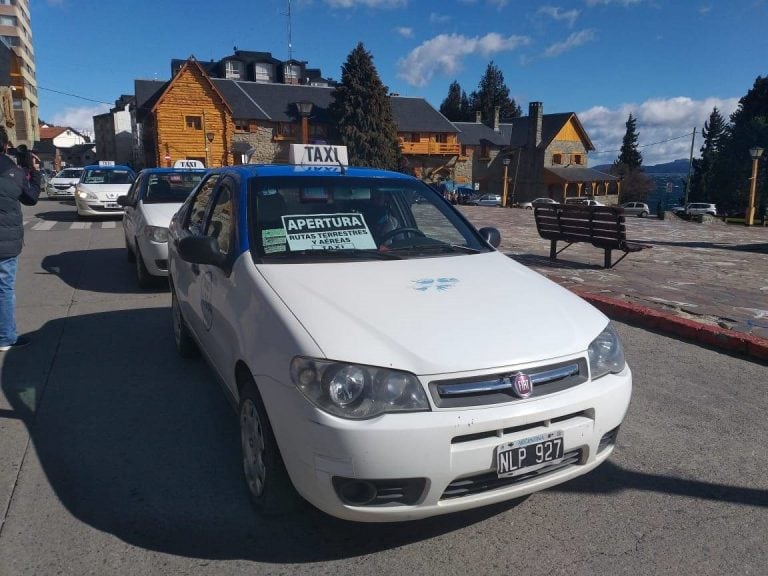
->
[0,126,41,351]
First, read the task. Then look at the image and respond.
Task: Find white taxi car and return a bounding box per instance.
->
[167,144,632,522]
[75,162,136,217]
[46,167,83,198]
[118,161,207,287]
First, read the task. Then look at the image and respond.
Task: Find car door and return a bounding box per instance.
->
[193,176,240,387]
[171,173,222,339]
[122,175,144,251]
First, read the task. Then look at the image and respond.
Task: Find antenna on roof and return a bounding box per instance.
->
[287,0,293,61]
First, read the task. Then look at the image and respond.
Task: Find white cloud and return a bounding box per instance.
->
[537,6,580,27]
[395,26,414,38]
[585,0,643,6]
[397,32,531,87]
[429,12,451,24]
[543,29,596,57]
[488,0,509,8]
[324,0,406,7]
[579,96,740,165]
[50,104,109,134]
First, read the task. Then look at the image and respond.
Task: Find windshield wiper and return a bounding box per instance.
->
[390,243,482,255]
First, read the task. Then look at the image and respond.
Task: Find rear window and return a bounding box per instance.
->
[82,169,134,185]
[143,172,204,203]
[56,169,83,179]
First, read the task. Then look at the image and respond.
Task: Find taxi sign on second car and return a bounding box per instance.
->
[174,159,206,169]
[289,144,349,167]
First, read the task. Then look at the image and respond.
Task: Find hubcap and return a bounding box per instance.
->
[240,399,267,498]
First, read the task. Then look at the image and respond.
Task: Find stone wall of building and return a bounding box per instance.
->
[233,123,285,164]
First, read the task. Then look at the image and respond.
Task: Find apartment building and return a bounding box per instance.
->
[0,0,37,147]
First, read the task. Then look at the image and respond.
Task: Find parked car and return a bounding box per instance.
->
[684,202,717,216]
[46,167,84,198]
[564,198,605,207]
[519,197,557,209]
[455,186,475,205]
[621,201,650,217]
[469,193,502,207]
[167,143,632,522]
[118,162,208,287]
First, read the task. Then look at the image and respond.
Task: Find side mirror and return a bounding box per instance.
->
[478,226,501,248]
[178,236,227,267]
[116,195,130,207]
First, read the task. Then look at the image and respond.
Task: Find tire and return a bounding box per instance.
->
[135,244,155,288]
[125,233,136,263]
[239,378,303,515]
[640,211,648,218]
[171,288,199,358]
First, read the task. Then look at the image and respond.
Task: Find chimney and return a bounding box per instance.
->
[493,106,500,132]
[475,110,482,124]
[528,101,543,147]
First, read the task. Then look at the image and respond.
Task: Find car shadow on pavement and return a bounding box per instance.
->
[33,208,79,222]
[40,249,169,294]
[641,240,768,254]
[0,308,525,563]
[509,252,606,270]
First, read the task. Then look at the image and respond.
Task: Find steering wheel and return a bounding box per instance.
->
[378,227,426,244]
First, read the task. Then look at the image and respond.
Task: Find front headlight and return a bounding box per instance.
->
[290,357,430,419]
[76,187,97,200]
[588,323,626,380]
[144,225,169,243]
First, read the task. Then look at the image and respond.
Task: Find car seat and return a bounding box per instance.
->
[147,179,172,201]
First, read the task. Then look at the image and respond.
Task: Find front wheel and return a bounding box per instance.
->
[172,289,198,358]
[135,244,155,288]
[239,378,303,515]
[640,211,648,218]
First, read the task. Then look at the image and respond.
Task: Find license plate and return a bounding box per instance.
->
[105,202,119,208]
[496,431,564,478]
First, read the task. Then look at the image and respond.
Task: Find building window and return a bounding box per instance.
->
[572,154,583,165]
[552,153,563,165]
[254,62,273,83]
[276,123,296,139]
[234,119,250,132]
[185,116,202,130]
[480,144,490,159]
[435,133,448,144]
[225,60,242,80]
[0,16,17,26]
[309,124,327,141]
[284,64,300,84]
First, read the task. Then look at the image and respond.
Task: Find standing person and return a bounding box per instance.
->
[0,127,41,351]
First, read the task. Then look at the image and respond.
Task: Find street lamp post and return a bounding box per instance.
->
[747,146,763,226]
[501,157,511,208]
[295,101,314,144]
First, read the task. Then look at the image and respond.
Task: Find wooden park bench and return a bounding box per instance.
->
[533,204,651,268]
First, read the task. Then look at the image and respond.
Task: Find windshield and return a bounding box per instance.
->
[143,172,204,203]
[82,168,134,185]
[56,169,82,179]
[249,176,491,261]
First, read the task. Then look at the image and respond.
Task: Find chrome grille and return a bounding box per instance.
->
[440,449,583,500]
[429,358,588,408]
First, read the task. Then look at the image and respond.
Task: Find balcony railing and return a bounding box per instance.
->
[400,141,461,155]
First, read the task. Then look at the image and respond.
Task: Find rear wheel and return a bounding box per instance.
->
[239,378,303,515]
[171,289,198,358]
[640,211,648,218]
[125,232,136,262]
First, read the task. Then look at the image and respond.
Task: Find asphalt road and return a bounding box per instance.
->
[1,198,767,576]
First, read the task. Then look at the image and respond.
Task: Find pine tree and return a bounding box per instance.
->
[468,62,521,127]
[440,81,467,121]
[617,114,643,169]
[690,107,726,201]
[328,43,402,170]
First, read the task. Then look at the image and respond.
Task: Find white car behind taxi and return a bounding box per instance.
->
[75,162,136,217]
[118,162,207,287]
[167,144,633,523]
[46,167,83,198]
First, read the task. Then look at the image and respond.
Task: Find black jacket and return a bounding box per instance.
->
[0,154,41,258]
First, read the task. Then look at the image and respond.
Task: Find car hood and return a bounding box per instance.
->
[79,183,132,199]
[50,178,79,186]
[257,251,607,375]
[139,202,183,228]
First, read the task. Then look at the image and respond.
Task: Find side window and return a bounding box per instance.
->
[205,181,234,255]
[126,176,142,203]
[188,174,221,232]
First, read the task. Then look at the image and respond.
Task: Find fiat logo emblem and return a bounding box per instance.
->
[510,372,533,399]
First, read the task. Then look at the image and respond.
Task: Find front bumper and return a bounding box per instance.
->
[266,365,632,522]
[137,236,170,276]
[47,185,76,198]
[75,196,124,216]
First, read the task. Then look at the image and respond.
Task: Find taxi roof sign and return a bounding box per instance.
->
[98,160,115,166]
[173,159,206,169]
[289,144,348,167]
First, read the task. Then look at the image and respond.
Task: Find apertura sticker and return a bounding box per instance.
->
[282,213,377,251]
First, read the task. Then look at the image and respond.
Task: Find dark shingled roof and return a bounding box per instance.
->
[546,167,618,182]
[388,97,457,133]
[453,121,513,146]
[508,113,594,150]
[134,79,168,121]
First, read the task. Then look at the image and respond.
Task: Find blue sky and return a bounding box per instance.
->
[34,0,767,165]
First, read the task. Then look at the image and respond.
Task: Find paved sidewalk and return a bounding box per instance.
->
[459,206,768,361]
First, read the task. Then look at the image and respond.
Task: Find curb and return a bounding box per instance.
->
[571,288,768,363]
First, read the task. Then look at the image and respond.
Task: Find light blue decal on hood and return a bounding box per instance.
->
[412,278,459,292]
